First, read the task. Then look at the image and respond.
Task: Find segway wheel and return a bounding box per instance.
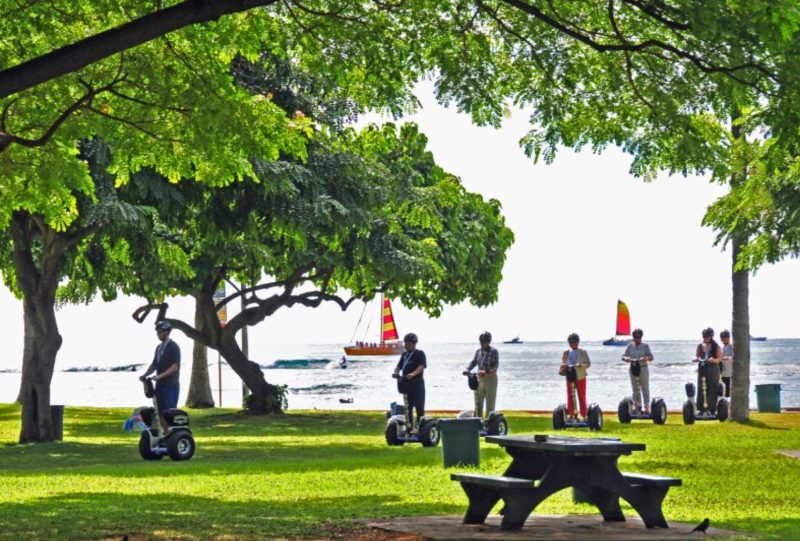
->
[385,421,403,446]
[651,398,668,425]
[138,431,163,461]
[419,420,440,447]
[166,429,195,461]
[717,398,730,422]
[682,400,695,425]
[588,405,603,431]
[552,405,567,430]
[617,398,632,424]
[487,414,508,436]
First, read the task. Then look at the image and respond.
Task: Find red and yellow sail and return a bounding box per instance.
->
[616,300,631,336]
[382,297,399,342]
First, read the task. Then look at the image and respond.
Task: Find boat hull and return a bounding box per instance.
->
[344,343,403,356]
[603,338,628,346]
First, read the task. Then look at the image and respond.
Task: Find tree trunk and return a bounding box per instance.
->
[218,332,283,414]
[730,233,751,422]
[187,289,282,413]
[185,299,215,408]
[17,291,63,442]
[10,213,66,443]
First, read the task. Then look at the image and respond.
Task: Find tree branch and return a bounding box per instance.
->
[0,0,280,99]
[499,0,776,83]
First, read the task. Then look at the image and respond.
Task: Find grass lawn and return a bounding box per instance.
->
[1,404,799,540]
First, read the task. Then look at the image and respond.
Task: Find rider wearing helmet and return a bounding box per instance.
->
[465,331,499,418]
[393,332,427,431]
[622,328,654,413]
[560,333,591,420]
[140,320,182,423]
[694,327,722,413]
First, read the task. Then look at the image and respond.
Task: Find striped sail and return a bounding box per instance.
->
[382,297,399,342]
[616,300,631,336]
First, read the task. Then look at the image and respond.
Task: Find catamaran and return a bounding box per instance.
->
[343,294,404,356]
[603,299,631,346]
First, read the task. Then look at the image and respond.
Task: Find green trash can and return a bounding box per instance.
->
[439,417,482,467]
[755,384,781,413]
[50,405,64,441]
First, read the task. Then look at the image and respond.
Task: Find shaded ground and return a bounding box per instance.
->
[369,514,748,540]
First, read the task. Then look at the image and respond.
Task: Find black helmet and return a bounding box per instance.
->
[720,329,731,338]
[702,327,714,338]
[403,332,418,343]
[479,331,492,344]
[155,321,172,332]
[632,328,643,338]
[567,333,580,343]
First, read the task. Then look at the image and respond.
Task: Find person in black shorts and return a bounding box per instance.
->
[393,332,426,431]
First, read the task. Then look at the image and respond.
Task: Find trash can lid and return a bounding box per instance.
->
[438,417,483,429]
[755,383,782,390]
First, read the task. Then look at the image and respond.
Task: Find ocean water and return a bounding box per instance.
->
[0,339,797,412]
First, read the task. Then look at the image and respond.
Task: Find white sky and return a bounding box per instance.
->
[1,82,798,368]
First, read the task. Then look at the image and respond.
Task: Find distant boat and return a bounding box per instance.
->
[750,336,768,341]
[343,293,404,356]
[603,300,631,346]
[503,336,524,344]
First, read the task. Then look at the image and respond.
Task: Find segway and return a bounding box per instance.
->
[385,374,440,447]
[682,359,729,424]
[553,366,603,431]
[617,360,667,424]
[460,371,509,436]
[125,378,196,461]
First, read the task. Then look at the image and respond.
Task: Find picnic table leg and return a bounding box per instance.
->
[621,485,670,528]
[458,482,500,524]
[592,467,671,529]
[582,486,625,522]
[500,467,569,530]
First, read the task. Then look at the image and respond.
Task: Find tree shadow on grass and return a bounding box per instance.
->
[0,432,512,479]
[0,490,464,541]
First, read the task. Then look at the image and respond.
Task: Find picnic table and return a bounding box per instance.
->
[451,434,681,530]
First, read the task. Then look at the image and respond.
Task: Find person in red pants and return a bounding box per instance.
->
[560,333,591,420]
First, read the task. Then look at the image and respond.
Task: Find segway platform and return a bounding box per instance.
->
[456,410,509,437]
[552,403,603,431]
[126,378,196,461]
[617,397,668,424]
[682,382,729,424]
[385,403,440,447]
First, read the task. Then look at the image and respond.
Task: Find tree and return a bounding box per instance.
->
[120,121,513,412]
[0,140,160,442]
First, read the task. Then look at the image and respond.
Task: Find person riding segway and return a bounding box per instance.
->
[385,333,439,446]
[682,328,728,423]
[460,331,508,436]
[553,333,602,430]
[618,328,667,424]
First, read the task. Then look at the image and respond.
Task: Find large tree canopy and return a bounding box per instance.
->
[111,121,513,412]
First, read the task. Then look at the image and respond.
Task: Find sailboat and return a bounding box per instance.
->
[343,294,404,356]
[602,300,631,346]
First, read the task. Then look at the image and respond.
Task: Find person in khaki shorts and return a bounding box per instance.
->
[465,331,499,418]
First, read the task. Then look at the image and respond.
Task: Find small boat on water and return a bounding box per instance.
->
[603,300,631,346]
[750,336,768,341]
[343,294,404,356]
[503,336,524,344]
